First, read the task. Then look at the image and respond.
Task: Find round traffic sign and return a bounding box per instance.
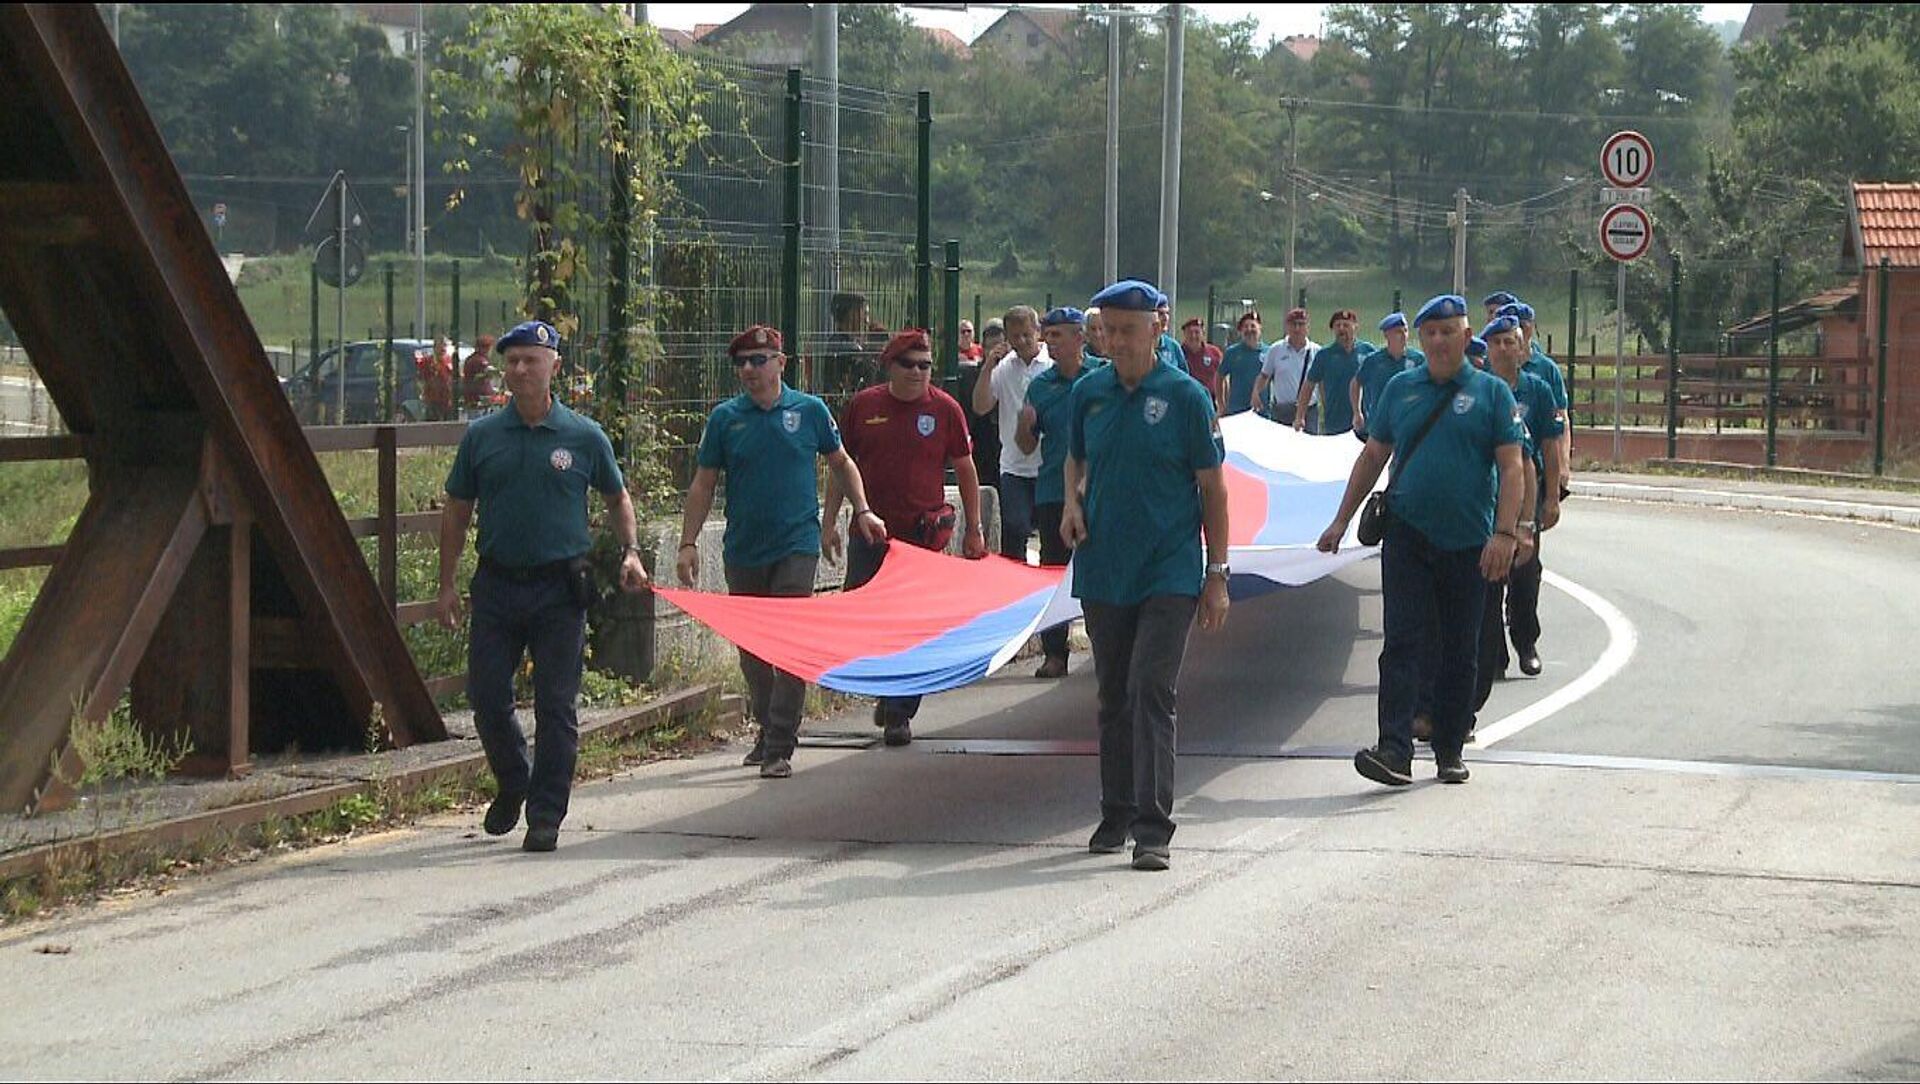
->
[1599,204,1652,262]
[1601,130,1654,188]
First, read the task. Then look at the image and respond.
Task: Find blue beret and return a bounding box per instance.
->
[1413,294,1468,327]
[1089,279,1166,312]
[1466,336,1488,358]
[1480,314,1519,339]
[498,320,560,351]
[1497,301,1537,323]
[1482,291,1517,308]
[1377,312,1408,332]
[1041,306,1086,327]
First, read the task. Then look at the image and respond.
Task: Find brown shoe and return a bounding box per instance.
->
[1412,713,1434,743]
[1033,655,1069,679]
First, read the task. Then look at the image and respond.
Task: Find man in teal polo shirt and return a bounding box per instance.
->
[1153,299,1189,374]
[1500,300,1571,676]
[1316,294,1526,788]
[676,324,887,780]
[1352,311,1425,442]
[1016,306,1106,679]
[1219,310,1267,416]
[1297,308,1369,435]
[437,319,651,853]
[1062,279,1230,872]
[1473,313,1557,707]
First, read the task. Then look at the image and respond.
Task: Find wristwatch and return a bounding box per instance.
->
[1205,562,1231,580]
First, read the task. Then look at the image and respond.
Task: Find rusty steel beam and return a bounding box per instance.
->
[0,7,443,752]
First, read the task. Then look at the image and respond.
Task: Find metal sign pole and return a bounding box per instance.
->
[336,175,348,425]
[1613,259,1625,464]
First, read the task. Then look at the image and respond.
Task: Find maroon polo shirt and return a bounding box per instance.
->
[839,383,972,542]
[1183,341,1225,395]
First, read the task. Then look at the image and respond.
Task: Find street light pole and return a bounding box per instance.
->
[413,3,427,340]
[1104,8,1119,284]
[1157,3,1184,307]
[1283,97,1301,311]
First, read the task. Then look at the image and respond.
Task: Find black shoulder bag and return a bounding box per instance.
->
[1356,381,1458,547]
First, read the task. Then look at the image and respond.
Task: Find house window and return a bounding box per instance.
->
[1028,31,1040,47]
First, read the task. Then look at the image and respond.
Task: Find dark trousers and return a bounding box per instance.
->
[1033,502,1073,660]
[998,472,1037,560]
[726,553,820,759]
[467,563,587,830]
[1507,529,1543,653]
[846,534,922,721]
[1475,575,1510,713]
[1378,521,1487,763]
[1083,596,1198,849]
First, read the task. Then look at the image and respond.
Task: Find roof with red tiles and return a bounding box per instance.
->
[1848,182,1920,270]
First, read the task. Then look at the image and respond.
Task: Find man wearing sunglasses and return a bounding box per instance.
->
[677,324,888,779]
[825,328,986,745]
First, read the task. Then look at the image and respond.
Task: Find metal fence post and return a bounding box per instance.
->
[1767,255,1782,467]
[782,68,804,371]
[451,259,462,349]
[944,239,961,379]
[916,90,933,332]
[309,261,320,375]
[383,262,396,421]
[1567,268,1579,428]
[1206,283,1216,342]
[1666,251,1680,460]
[1876,255,1891,475]
[1391,288,1401,316]
[1297,285,1306,311]
[973,293,981,334]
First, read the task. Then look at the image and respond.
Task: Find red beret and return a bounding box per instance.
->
[1237,310,1261,327]
[1181,317,1204,330]
[1329,309,1358,326]
[1285,308,1308,322]
[728,324,781,356]
[879,327,932,365]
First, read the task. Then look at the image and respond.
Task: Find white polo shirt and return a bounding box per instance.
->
[1261,338,1320,407]
[987,344,1052,477]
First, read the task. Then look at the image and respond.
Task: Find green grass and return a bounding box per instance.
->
[234,251,528,351]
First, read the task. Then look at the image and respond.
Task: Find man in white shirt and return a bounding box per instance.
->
[1252,306,1319,429]
[970,304,1053,559]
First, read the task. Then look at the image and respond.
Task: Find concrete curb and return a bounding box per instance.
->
[1579,479,1920,528]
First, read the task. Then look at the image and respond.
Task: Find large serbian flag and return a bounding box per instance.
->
[653,414,1382,697]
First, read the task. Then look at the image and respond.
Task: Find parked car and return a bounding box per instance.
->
[287,339,474,424]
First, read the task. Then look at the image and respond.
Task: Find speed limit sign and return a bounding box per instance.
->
[1601,131,1654,189]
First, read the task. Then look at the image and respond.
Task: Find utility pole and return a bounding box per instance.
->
[413,3,427,341]
[1157,3,1185,307]
[1451,187,1468,296]
[1282,97,1302,312]
[1104,9,1120,284]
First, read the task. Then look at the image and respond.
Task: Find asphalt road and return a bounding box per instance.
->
[4,497,1918,1080]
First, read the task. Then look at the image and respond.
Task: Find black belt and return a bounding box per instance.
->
[479,556,577,583]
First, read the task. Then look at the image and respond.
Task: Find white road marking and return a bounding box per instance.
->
[1473,570,1638,747]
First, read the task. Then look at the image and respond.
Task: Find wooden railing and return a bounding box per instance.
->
[1,422,470,697]
[1570,353,1873,433]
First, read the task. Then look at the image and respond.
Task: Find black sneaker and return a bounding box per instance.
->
[760,757,793,779]
[483,793,523,837]
[1088,821,1128,854]
[1354,746,1414,787]
[1033,655,1068,679]
[521,825,559,852]
[1131,845,1170,872]
[882,719,912,746]
[741,745,766,768]
[1518,648,1543,676]
[1436,751,1471,784]
[871,704,890,729]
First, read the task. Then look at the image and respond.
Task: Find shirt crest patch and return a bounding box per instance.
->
[550,447,573,471]
[1452,393,1475,415]
[916,413,937,437]
[782,409,801,433]
[1143,396,1169,425]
